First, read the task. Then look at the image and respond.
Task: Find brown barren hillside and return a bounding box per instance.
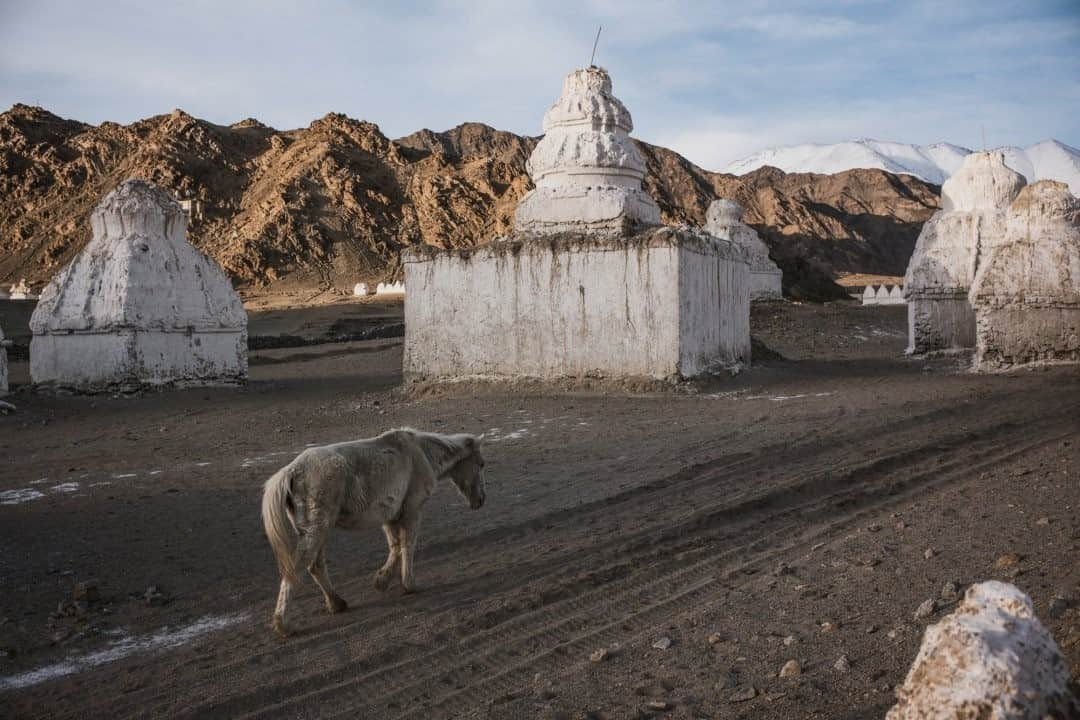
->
[0,104,940,299]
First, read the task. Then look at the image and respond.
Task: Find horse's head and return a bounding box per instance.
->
[447,437,486,510]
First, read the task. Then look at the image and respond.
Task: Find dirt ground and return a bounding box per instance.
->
[1,299,1078,719]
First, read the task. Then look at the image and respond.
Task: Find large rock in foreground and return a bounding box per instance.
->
[888,581,1078,719]
[30,179,247,390]
[970,180,1080,370]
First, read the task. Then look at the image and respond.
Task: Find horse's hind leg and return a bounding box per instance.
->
[398,516,421,594]
[309,548,348,614]
[373,522,401,592]
[273,578,293,638]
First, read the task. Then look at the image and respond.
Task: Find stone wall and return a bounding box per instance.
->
[403,227,749,381]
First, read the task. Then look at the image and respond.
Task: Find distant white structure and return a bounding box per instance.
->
[970,180,1080,370]
[30,179,247,391]
[353,282,369,296]
[177,198,203,223]
[375,281,404,295]
[0,323,8,396]
[861,285,906,306]
[8,278,34,300]
[887,581,1078,719]
[705,199,782,301]
[404,66,750,381]
[904,152,1026,353]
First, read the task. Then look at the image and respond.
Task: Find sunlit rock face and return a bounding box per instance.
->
[887,581,1078,720]
[513,66,662,234]
[904,152,1027,354]
[970,180,1080,370]
[30,179,247,390]
[706,199,782,300]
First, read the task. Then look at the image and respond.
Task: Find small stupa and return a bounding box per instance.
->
[30,179,247,390]
[969,180,1080,370]
[403,66,750,381]
[903,152,1026,354]
[706,199,782,300]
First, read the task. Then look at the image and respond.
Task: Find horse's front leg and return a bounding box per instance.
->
[398,515,422,594]
[373,522,401,592]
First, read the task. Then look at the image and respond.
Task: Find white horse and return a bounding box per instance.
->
[261,428,486,637]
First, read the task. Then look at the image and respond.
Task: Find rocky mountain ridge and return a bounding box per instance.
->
[0,104,941,300]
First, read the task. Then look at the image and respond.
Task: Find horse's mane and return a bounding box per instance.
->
[389,427,472,474]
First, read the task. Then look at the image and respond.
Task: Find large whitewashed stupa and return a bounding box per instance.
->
[30,179,247,390]
[903,152,1026,354]
[969,180,1080,370]
[403,66,750,381]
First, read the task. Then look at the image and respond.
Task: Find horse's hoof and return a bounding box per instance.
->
[328,596,348,614]
[373,571,391,592]
[401,583,416,595]
[272,616,290,638]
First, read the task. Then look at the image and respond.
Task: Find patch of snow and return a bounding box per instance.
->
[50,483,80,494]
[726,139,1080,194]
[0,488,46,505]
[0,612,249,691]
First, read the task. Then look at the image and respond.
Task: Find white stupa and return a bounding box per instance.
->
[706,199,782,300]
[903,152,1026,354]
[970,180,1080,370]
[513,66,661,234]
[30,179,247,390]
[403,66,750,381]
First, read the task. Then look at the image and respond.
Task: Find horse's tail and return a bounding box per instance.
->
[262,465,298,584]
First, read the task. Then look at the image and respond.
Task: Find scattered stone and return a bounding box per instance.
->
[1047,595,1071,620]
[940,582,960,603]
[1036,516,1050,526]
[834,655,852,673]
[644,700,670,712]
[782,635,797,646]
[895,520,907,531]
[820,621,838,633]
[886,581,1079,719]
[74,579,99,603]
[729,687,757,703]
[652,637,672,651]
[706,632,723,645]
[810,543,825,552]
[866,523,883,533]
[589,648,608,663]
[866,625,878,634]
[922,548,935,560]
[779,660,801,678]
[143,585,170,606]
[914,598,936,620]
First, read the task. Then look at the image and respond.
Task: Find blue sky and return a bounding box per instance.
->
[1,0,1077,169]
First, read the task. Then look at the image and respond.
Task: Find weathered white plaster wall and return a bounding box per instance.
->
[403,228,749,381]
[30,179,247,390]
[904,153,1027,354]
[970,180,1080,370]
[887,581,1078,719]
[705,199,782,301]
[0,324,8,396]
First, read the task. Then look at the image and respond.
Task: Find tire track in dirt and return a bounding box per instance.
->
[181,407,1077,719]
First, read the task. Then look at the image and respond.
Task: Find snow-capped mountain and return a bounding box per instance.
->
[726,139,1080,194]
